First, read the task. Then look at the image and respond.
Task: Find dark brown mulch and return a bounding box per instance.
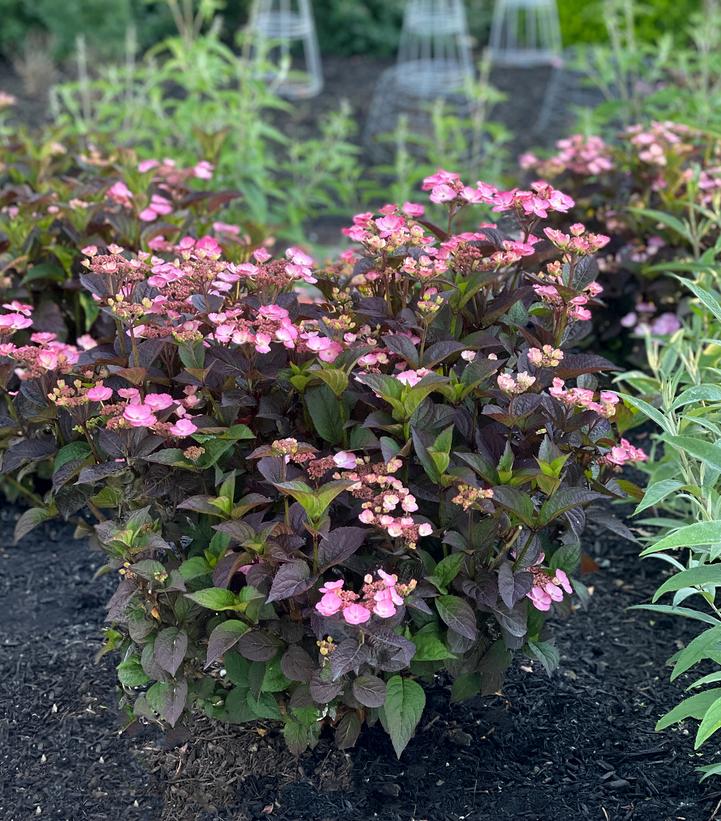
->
[3,496,721,821]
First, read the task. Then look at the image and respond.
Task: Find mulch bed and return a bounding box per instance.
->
[2,499,721,821]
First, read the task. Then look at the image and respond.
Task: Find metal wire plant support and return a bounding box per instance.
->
[395,0,475,98]
[489,0,562,68]
[249,0,323,99]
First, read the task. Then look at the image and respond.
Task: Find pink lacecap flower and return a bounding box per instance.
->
[76,334,97,350]
[342,604,372,625]
[193,160,214,180]
[87,384,113,402]
[605,438,647,466]
[333,451,357,470]
[169,418,198,437]
[213,221,241,236]
[144,392,174,412]
[123,403,157,427]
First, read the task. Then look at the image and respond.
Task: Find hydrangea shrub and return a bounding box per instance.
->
[520,122,721,355]
[0,131,256,342]
[0,172,643,756]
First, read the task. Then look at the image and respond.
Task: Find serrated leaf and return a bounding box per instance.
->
[205,620,249,667]
[382,675,426,758]
[435,595,477,641]
[352,674,387,708]
[186,587,239,611]
[154,627,188,677]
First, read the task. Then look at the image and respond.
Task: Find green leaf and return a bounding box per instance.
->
[631,207,694,244]
[179,556,212,582]
[450,672,481,702]
[117,655,151,687]
[411,623,456,661]
[246,690,282,720]
[644,522,721,558]
[53,442,92,472]
[382,675,426,758]
[14,507,52,543]
[186,587,240,611]
[305,384,345,445]
[632,604,720,627]
[634,480,684,515]
[670,626,721,680]
[224,686,255,723]
[617,392,671,433]
[683,278,721,325]
[273,479,351,523]
[426,553,465,593]
[664,436,721,472]
[656,688,721,731]
[315,368,349,398]
[526,639,560,676]
[697,697,721,749]
[672,385,721,409]
[435,595,477,641]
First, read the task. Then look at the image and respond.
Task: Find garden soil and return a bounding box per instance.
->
[2,496,721,821]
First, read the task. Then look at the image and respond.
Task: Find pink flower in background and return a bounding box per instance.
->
[651,313,681,335]
[193,160,214,179]
[107,181,133,208]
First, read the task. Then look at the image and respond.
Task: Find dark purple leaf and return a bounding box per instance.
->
[436,595,477,641]
[352,675,387,708]
[154,627,188,677]
[498,562,532,609]
[266,560,313,603]
[330,639,370,681]
[281,646,315,682]
[236,629,283,661]
[205,620,249,667]
[335,712,361,750]
[318,527,368,571]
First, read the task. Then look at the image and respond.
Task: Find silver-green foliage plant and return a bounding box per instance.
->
[618,261,721,779]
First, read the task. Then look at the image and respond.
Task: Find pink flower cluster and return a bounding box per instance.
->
[338,457,432,548]
[527,564,573,611]
[549,379,619,418]
[492,181,574,220]
[0,304,85,380]
[527,345,564,368]
[626,121,691,168]
[620,303,681,337]
[520,135,614,178]
[544,224,610,256]
[315,569,416,624]
[604,438,647,466]
[497,371,536,395]
[421,170,497,206]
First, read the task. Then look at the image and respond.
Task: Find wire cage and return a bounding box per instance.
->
[489,0,562,67]
[249,0,323,99]
[395,0,475,97]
